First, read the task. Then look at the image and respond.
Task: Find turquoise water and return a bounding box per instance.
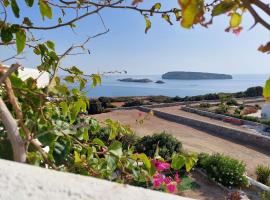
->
[86,74,269,97]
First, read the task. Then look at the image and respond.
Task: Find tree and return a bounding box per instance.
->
[0,0,269,182]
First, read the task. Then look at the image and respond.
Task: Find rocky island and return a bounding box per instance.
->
[118,78,153,83]
[162,71,232,80]
[155,80,165,84]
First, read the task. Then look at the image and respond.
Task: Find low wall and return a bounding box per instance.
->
[0,159,193,200]
[181,106,268,129]
[138,107,270,152]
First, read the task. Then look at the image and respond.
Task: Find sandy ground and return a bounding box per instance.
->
[93,109,270,178]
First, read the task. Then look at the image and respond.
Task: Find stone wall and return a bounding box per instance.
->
[137,107,270,152]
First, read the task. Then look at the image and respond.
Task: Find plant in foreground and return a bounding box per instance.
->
[256,165,270,186]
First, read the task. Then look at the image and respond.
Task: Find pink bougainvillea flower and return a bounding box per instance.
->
[232,27,243,36]
[166,182,177,193]
[164,177,171,184]
[153,172,164,188]
[152,159,171,172]
[174,173,181,183]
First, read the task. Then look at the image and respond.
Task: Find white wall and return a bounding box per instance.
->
[0,159,194,200]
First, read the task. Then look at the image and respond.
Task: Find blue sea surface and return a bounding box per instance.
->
[85,74,269,97]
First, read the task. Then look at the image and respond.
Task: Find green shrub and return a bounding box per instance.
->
[199,153,248,187]
[135,132,182,160]
[226,99,238,106]
[215,104,229,114]
[239,104,245,110]
[87,99,104,114]
[89,127,139,150]
[171,96,183,102]
[123,99,144,107]
[244,86,263,97]
[260,191,270,200]
[199,103,211,108]
[234,109,241,115]
[256,165,270,186]
[148,95,174,103]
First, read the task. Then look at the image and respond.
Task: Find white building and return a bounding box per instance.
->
[4,65,49,88]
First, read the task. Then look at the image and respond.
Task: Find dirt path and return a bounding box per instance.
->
[93,109,270,178]
[154,106,255,133]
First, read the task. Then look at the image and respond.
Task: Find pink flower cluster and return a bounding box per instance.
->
[151,160,181,193]
[152,159,170,172]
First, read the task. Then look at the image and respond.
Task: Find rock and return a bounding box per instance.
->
[155,80,165,84]
[118,78,153,83]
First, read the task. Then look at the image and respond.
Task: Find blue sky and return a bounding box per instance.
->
[1,0,270,75]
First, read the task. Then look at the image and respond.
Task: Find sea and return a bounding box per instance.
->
[85,74,269,98]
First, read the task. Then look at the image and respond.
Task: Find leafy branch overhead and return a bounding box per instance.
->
[0,0,269,54]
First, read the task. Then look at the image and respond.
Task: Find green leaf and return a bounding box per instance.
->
[74,151,81,164]
[162,13,173,25]
[230,13,241,28]
[46,40,55,50]
[59,102,68,117]
[131,153,151,169]
[179,0,204,29]
[144,15,151,34]
[171,154,186,170]
[11,0,20,18]
[64,76,74,83]
[23,17,33,26]
[212,1,236,16]
[1,27,13,43]
[108,141,122,157]
[106,155,117,171]
[3,0,10,7]
[82,128,89,142]
[91,74,101,87]
[58,17,62,24]
[185,155,197,172]
[16,29,26,54]
[150,3,161,15]
[92,138,105,147]
[25,0,34,7]
[39,0,52,19]
[263,78,270,98]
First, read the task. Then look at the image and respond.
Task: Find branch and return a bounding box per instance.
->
[0,63,20,84]
[0,97,26,162]
[251,0,270,16]
[20,5,106,30]
[242,0,270,30]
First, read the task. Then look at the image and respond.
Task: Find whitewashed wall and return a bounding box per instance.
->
[0,159,194,200]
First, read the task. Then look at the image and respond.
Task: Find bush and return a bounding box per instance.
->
[199,153,248,187]
[226,99,238,106]
[135,132,182,160]
[260,191,270,200]
[215,104,229,114]
[244,86,263,97]
[148,95,174,103]
[171,96,183,102]
[256,165,270,186]
[199,103,211,108]
[87,99,104,114]
[89,127,139,150]
[123,99,144,107]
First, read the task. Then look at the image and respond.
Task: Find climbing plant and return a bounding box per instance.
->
[0,0,269,190]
